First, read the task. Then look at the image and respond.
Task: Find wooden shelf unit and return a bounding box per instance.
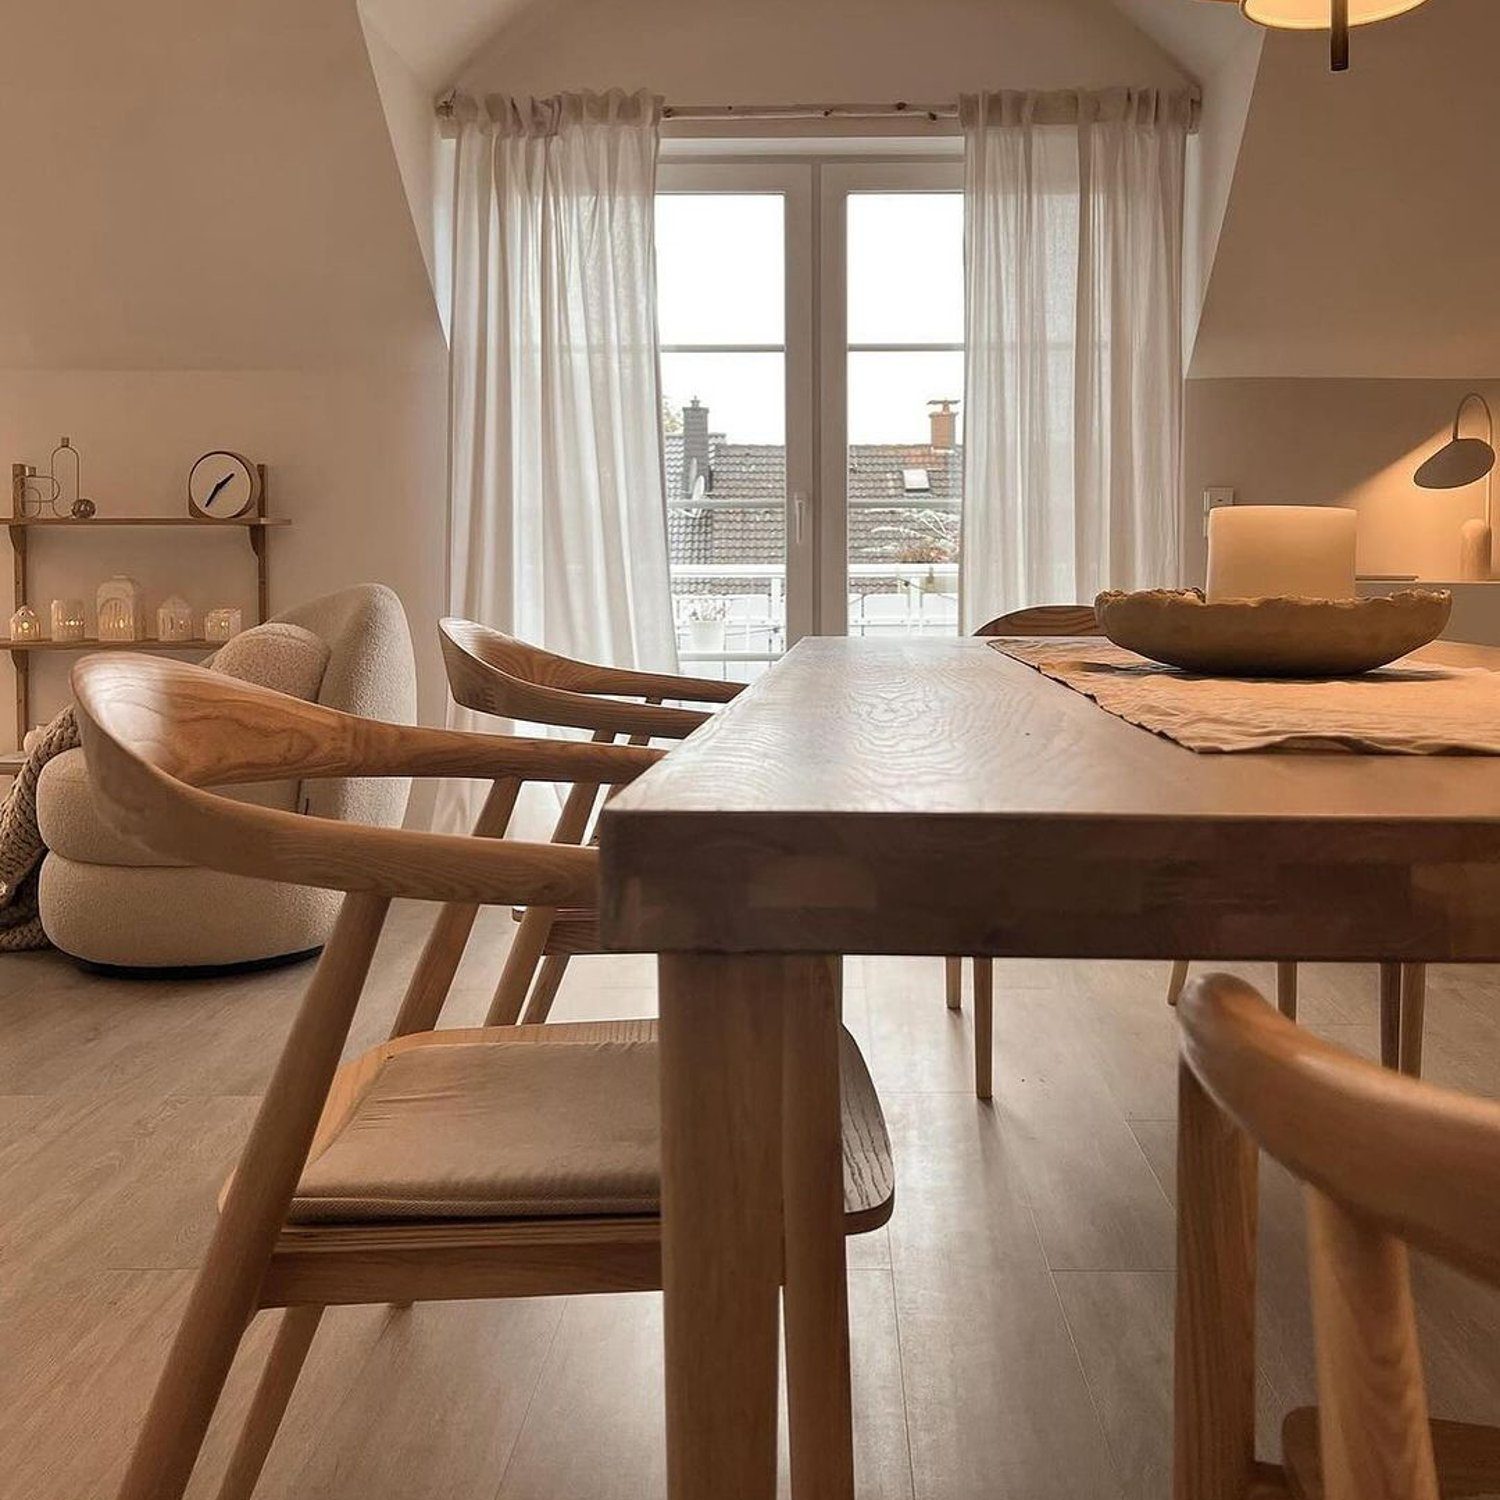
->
[6,463,285,763]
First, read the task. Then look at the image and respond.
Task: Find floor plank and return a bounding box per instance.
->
[8,935,1500,1499]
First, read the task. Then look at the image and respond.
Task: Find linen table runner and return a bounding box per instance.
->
[991,639,1500,755]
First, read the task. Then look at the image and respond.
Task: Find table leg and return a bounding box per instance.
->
[1175,1057,1259,1500]
[782,955,854,1500]
[659,954,785,1500]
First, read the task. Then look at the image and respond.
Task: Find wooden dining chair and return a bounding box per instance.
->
[71,654,894,1500]
[1174,970,1500,1500]
[940,606,1113,1099]
[965,604,1428,1085]
[392,618,745,1038]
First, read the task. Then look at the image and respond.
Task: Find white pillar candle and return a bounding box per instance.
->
[1206,506,1358,602]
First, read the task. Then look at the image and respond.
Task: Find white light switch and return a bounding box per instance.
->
[1202,487,1235,537]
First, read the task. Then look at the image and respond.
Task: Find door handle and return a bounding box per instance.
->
[791,491,808,547]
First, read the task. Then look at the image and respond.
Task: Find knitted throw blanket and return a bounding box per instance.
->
[0,707,80,951]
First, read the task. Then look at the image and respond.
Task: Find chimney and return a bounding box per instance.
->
[682,397,712,497]
[928,398,958,451]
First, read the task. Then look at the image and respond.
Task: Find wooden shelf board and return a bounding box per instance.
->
[2,638,219,653]
[0,751,24,775]
[6,516,288,528]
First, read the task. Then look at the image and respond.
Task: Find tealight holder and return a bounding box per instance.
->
[96,575,142,642]
[8,605,41,643]
[204,606,243,644]
[156,596,195,643]
[50,598,86,642]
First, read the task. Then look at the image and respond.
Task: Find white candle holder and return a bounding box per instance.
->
[49,599,86,642]
[96,575,142,642]
[8,606,41,643]
[204,606,243,644]
[156,596,195,643]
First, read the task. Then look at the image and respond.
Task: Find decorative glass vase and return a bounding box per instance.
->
[204,606,243,644]
[96,575,142,642]
[8,605,41,643]
[50,598,86,642]
[156,596,195,643]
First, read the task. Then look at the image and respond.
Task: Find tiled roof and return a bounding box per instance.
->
[665,432,961,583]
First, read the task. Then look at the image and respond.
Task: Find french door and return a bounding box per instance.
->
[656,155,965,680]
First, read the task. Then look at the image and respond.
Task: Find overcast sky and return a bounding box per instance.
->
[656,192,965,447]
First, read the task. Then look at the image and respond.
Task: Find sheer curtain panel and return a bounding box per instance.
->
[440,89,677,830]
[960,88,1192,631]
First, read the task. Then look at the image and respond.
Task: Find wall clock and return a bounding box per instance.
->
[188,451,261,520]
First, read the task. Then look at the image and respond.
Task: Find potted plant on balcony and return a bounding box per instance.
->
[681,595,729,656]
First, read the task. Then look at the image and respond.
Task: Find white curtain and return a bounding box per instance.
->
[959,89,1192,631]
[439,89,677,830]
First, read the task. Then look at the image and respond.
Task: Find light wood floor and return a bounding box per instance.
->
[5,904,1500,1500]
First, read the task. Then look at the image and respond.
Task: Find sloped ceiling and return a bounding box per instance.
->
[357,0,535,90]
[0,0,438,370]
[1192,0,1500,379]
[1106,0,1246,81]
[452,0,1189,99]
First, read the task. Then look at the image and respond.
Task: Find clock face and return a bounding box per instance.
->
[189,452,257,519]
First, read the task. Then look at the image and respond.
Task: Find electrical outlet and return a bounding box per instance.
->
[1202,487,1235,537]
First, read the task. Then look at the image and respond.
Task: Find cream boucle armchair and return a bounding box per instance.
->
[36,584,416,973]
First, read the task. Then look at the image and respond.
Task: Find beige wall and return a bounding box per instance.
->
[1184,378,1500,588]
[0,0,449,810]
[457,0,1189,99]
[1191,0,1500,380]
[3,366,446,733]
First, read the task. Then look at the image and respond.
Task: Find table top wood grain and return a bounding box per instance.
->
[599,638,1500,964]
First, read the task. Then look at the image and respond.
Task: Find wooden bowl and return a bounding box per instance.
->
[1092,589,1453,678]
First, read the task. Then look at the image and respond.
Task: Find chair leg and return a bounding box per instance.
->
[390,776,520,1038]
[1166,959,1190,1007]
[973,957,994,1102]
[1276,963,1299,1022]
[945,956,963,1011]
[215,1306,324,1500]
[1400,963,1427,1079]
[113,892,390,1500]
[486,907,556,1026]
[519,953,571,1025]
[1380,963,1403,1070]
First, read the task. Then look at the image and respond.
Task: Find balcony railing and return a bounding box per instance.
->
[670,560,959,681]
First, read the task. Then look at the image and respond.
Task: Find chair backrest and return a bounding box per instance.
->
[70,653,657,908]
[440,618,741,742]
[973,604,1103,638]
[1177,974,1500,1500]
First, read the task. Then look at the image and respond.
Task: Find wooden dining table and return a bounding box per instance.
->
[597,634,1500,1500]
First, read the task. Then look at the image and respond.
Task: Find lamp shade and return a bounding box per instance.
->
[1241,0,1428,28]
[1414,438,1497,492]
[1414,393,1497,492]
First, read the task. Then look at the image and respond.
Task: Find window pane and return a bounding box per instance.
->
[847,350,964,446]
[657,194,785,347]
[847,192,964,346]
[846,350,963,640]
[661,353,787,681]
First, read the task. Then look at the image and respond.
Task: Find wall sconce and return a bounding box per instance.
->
[1414,392,1496,581]
[1237,0,1431,73]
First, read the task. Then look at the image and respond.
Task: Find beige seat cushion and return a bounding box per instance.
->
[291,1034,660,1223]
[288,1022,895,1231]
